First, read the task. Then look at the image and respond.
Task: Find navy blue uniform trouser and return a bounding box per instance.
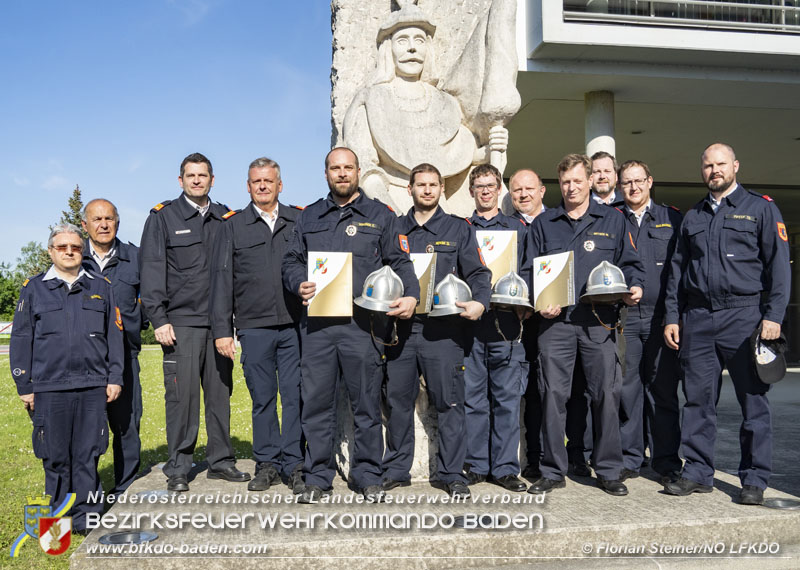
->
[300,309,386,490]
[239,325,303,477]
[162,326,235,478]
[621,316,681,474]
[107,353,142,494]
[384,318,468,484]
[680,305,771,489]
[521,322,542,470]
[565,358,593,465]
[32,387,107,531]
[465,331,528,478]
[538,319,623,481]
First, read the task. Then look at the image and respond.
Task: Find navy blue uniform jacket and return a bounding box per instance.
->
[664,185,790,326]
[528,199,645,323]
[82,239,145,353]
[211,202,303,338]
[282,192,419,302]
[10,272,124,394]
[397,206,492,310]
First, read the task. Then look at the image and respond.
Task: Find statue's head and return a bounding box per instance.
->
[374,0,437,85]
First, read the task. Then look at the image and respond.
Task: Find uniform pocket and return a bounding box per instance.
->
[33,303,62,336]
[32,416,48,459]
[82,297,107,333]
[167,233,204,270]
[647,227,673,263]
[722,216,758,257]
[352,225,382,258]
[233,234,267,274]
[163,359,179,402]
[443,363,466,409]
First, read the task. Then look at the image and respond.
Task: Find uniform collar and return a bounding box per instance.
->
[552,198,606,222]
[469,210,510,228]
[43,266,93,289]
[321,190,371,217]
[403,205,448,235]
[705,183,742,211]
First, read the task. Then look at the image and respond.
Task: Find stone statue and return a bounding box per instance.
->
[343,0,520,216]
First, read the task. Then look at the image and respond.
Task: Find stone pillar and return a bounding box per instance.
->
[584,90,616,157]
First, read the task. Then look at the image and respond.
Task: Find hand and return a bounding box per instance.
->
[539,304,561,319]
[106,384,122,403]
[456,300,485,321]
[387,296,417,319]
[760,319,781,341]
[20,393,34,412]
[664,324,680,350]
[215,337,237,360]
[623,286,643,306]
[154,323,176,346]
[298,281,316,305]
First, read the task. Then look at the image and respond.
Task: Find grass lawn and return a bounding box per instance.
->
[0,347,256,568]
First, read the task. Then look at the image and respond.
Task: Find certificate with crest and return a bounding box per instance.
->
[307,252,353,317]
[533,251,575,312]
[476,230,517,285]
[410,253,437,314]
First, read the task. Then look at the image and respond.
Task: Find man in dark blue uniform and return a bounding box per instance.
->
[140,153,249,492]
[507,169,546,480]
[211,157,304,493]
[81,199,144,497]
[383,163,492,497]
[617,161,682,484]
[11,224,124,535]
[663,143,790,505]
[591,151,625,207]
[528,153,644,496]
[463,164,529,492]
[282,147,419,503]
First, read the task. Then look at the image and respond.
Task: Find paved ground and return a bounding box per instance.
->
[70,373,800,570]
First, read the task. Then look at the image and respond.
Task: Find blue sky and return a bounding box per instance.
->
[0,0,333,266]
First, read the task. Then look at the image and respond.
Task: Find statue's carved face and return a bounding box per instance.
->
[391,26,428,79]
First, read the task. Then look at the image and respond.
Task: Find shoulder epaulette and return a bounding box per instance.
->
[762,194,774,202]
[663,203,681,212]
[222,210,237,220]
[464,217,472,225]
[151,200,172,213]
[614,207,624,214]
[518,218,527,226]
[385,204,395,213]
[104,276,112,284]
[22,278,29,287]
[291,204,304,210]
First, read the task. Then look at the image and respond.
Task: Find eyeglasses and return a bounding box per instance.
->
[50,244,82,253]
[473,183,499,192]
[620,178,649,188]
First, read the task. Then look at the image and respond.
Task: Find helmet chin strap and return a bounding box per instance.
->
[591,301,624,333]
[494,310,524,343]
[370,314,399,347]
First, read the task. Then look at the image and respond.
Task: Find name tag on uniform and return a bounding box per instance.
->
[175,229,191,235]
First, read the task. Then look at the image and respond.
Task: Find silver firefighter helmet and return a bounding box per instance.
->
[354,265,404,312]
[579,260,629,304]
[428,274,473,317]
[490,271,533,311]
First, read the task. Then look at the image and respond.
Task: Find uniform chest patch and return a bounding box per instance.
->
[345,224,357,237]
[584,240,595,252]
[425,244,435,253]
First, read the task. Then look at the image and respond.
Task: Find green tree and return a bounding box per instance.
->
[16,241,50,279]
[59,184,85,233]
[0,263,20,320]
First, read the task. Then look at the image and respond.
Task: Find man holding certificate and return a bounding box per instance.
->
[527,153,644,496]
[463,164,530,492]
[383,163,492,497]
[282,147,419,503]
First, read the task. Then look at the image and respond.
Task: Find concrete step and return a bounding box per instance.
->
[70,460,800,569]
